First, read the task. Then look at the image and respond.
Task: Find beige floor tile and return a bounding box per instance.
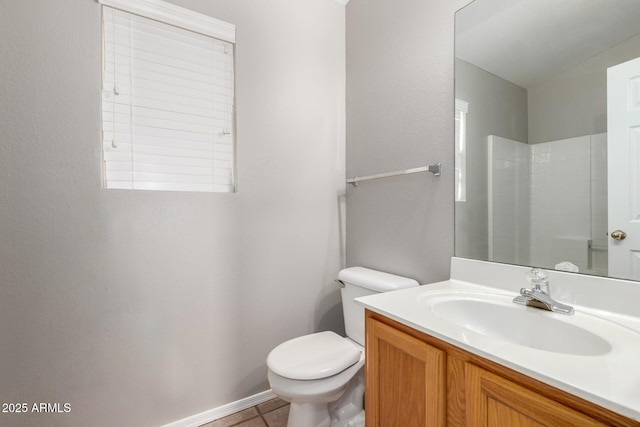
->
[235,417,267,427]
[256,398,288,415]
[202,407,260,427]
[262,404,290,427]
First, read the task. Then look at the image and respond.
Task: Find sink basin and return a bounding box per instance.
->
[420,291,612,356]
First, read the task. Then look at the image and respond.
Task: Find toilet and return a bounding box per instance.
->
[266,267,419,427]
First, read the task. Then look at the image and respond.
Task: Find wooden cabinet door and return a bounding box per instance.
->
[466,363,607,427]
[365,317,446,427]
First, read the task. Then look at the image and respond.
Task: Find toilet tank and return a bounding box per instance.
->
[337,267,419,346]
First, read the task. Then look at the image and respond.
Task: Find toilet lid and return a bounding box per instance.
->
[267,331,362,380]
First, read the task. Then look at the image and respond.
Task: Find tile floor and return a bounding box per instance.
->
[200,398,290,427]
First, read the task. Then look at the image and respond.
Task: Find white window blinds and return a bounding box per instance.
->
[101,1,235,192]
[455,99,468,202]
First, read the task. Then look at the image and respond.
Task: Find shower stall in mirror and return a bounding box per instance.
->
[454,0,640,279]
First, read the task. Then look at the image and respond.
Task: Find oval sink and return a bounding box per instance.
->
[422,292,612,356]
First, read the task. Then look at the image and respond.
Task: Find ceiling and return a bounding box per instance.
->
[455,0,640,88]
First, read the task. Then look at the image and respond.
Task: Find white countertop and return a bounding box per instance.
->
[355,258,640,421]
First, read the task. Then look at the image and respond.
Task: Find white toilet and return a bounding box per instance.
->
[266,267,419,427]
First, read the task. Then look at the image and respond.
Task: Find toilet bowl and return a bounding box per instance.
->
[268,332,365,427]
[266,267,419,427]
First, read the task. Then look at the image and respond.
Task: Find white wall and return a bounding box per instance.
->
[345,0,471,284]
[0,1,345,426]
[528,33,640,144]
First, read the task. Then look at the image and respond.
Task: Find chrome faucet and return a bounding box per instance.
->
[513,268,574,315]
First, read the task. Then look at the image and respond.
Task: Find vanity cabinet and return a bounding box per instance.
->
[365,316,446,426]
[365,310,640,427]
[466,364,605,426]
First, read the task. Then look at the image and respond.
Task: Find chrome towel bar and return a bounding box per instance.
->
[346,163,441,187]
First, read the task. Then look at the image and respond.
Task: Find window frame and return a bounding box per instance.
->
[455,98,468,202]
[99,0,236,193]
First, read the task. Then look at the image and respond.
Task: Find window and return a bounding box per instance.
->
[455,99,468,202]
[100,0,236,192]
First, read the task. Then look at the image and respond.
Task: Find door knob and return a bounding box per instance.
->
[611,230,627,240]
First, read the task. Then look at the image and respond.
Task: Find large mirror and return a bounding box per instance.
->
[454,0,640,281]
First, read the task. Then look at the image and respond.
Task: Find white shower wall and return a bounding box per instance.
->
[488,136,530,265]
[530,136,592,271]
[590,133,609,274]
[488,134,608,274]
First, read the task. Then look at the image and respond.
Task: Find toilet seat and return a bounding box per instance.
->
[267,331,361,380]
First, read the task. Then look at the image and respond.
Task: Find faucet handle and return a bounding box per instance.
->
[527,268,550,295]
[518,287,574,315]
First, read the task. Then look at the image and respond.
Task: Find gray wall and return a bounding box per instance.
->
[454,59,528,261]
[529,33,640,144]
[0,1,345,426]
[345,0,472,284]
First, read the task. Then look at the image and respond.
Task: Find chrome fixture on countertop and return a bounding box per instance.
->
[513,268,574,315]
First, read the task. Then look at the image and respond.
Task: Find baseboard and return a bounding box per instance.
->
[161,389,277,427]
